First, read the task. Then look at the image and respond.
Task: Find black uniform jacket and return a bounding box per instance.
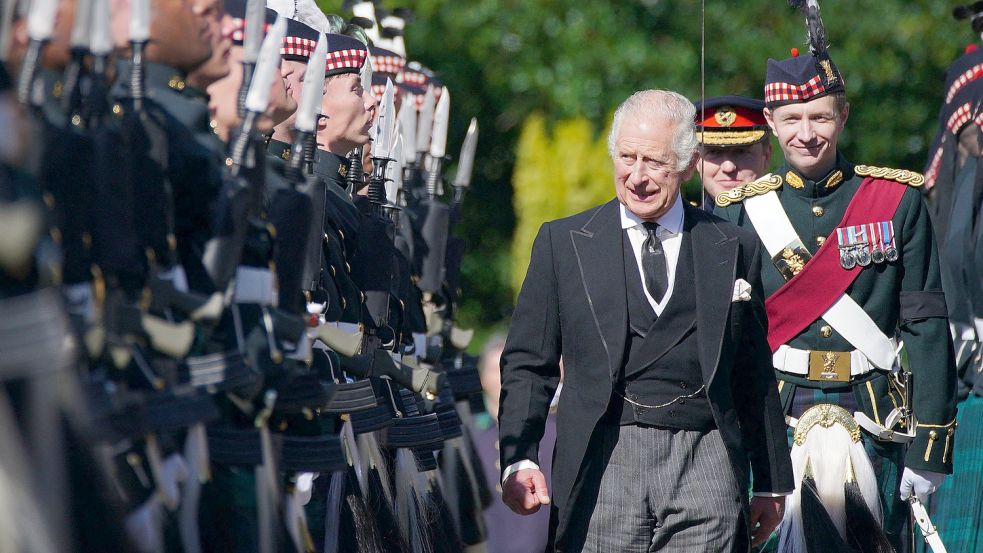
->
[498,198,794,550]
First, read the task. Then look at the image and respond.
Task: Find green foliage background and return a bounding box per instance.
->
[319,0,971,338]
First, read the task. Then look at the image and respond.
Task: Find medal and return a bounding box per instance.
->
[840,249,857,269]
[882,221,899,262]
[836,227,857,269]
[869,223,886,264]
[856,246,872,267]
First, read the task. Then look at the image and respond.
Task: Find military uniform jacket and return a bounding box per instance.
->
[499,199,793,551]
[716,156,958,473]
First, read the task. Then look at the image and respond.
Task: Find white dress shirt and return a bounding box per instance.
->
[619,195,684,315]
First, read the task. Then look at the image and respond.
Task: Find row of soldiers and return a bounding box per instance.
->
[0,0,493,552]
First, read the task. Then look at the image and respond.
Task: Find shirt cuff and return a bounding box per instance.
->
[752,491,792,498]
[501,460,540,485]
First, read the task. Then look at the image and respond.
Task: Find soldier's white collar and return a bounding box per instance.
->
[619,194,684,235]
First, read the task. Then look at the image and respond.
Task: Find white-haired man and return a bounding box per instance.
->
[498,89,794,552]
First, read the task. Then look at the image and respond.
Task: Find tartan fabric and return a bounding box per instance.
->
[400,70,427,86]
[371,54,405,76]
[924,144,945,189]
[917,393,983,553]
[281,36,315,60]
[325,49,367,72]
[226,18,272,44]
[764,75,825,105]
[946,62,983,103]
[946,102,974,134]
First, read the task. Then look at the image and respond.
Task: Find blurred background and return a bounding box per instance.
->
[325,0,975,346]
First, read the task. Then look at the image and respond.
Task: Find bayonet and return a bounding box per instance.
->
[129,0,151,111]
[451,117,478,218]
[397,100,417,167]
[17,0,59,104]
[367,79,396,209]
[453,118,478,190]
[415,85,435,157]
[425,87,450,197]
[62,0,93,113]
[238,0,267,115]
[0,0,16,61]
[286,33,327,181]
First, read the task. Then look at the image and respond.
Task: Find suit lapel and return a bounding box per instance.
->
[570,199,628,380]
[690,206,739,385]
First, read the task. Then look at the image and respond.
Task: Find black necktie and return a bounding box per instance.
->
[641,222,668,302]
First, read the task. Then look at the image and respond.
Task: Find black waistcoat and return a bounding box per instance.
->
[614,228,715,431]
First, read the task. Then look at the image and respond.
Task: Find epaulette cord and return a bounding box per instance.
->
[714,173,783,207]
[854,165,925,187]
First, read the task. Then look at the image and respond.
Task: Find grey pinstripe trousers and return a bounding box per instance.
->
[580,424,749,553]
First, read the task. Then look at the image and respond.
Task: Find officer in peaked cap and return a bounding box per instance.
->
[715,12,957,549]
[693,95,772,212]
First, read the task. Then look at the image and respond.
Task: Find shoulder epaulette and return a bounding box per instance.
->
[714,174,783,207]
[854,165,924,187]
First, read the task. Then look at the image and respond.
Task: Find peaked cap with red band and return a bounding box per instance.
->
[764,51,844,108]
[693,95,768,147]
[224,0,276,45]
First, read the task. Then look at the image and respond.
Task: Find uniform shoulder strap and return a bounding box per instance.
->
[854,165,925,187]
[714,173,783,207]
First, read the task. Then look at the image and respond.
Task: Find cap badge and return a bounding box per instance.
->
[714,106,737,128]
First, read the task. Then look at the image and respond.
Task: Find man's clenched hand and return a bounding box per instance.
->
[502,468,551,515]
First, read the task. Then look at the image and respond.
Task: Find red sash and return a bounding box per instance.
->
[764,178,908,351]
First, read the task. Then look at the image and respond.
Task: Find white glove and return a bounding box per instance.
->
[900,467,946,502]
[158,453,190,510]
[124,497,163,553]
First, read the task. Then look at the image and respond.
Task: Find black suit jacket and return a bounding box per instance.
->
[498,199,794,550]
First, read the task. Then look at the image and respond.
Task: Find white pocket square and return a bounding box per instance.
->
[732,279,752,302]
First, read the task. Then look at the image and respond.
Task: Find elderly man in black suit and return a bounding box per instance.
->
[498,89,794,552]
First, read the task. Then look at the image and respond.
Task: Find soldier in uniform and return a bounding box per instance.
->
[693,95,772,212]
[715,15,957,551]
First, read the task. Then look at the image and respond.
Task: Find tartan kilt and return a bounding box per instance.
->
[917,393,983,553]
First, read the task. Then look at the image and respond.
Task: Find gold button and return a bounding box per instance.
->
[929,430,939,439]
[816,236,826,247]
[812,206,824,217]
[820,325,832,338]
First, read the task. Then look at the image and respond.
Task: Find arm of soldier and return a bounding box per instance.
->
[896,188,958,474]
[732,238,795,495]
[499,223,562,514]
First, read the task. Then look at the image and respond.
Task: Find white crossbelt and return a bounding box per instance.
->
[742,184,898,371]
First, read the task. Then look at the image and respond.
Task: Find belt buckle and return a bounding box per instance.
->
[807,350,851,382]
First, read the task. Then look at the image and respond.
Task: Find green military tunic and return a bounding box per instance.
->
[716,155,958,475]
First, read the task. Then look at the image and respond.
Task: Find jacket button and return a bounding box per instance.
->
[668,410,675,417]
[816,236,826,247]
[680,381,687,389]
[678,399,686,405]
[820,325,833,338]
[812,206,825,217]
